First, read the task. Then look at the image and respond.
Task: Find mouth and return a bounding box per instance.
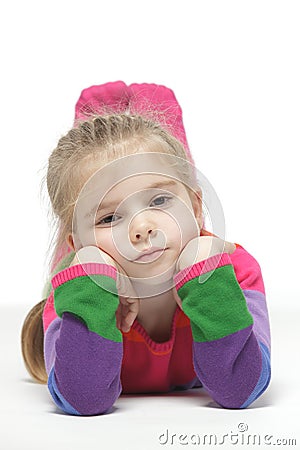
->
[134,247,166,263]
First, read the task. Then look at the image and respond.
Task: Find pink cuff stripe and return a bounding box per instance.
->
[174,253,232,290]
[51,263,117,289]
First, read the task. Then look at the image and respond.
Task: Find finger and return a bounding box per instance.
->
[116,271,139,299]
[71,245,116,267]
[116,301,132,332]
[119,297,139,332]
[116,274,132,298]
[72,245,116,266]
[121,310,137,332]
[173,289,183,310]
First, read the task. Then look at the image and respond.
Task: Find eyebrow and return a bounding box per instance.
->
[85,179,178,218]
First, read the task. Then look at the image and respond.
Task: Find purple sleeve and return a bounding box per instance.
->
[44,263,123,416]
[174,250,271,409]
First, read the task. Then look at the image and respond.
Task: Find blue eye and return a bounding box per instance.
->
[96,195,173,225]
[150,195,173,207]
[97,214,120,225]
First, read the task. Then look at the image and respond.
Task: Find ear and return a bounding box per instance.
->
[66,233,75,252]
[190,189,203,230]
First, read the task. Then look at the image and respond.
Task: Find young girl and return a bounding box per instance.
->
[21,81,271,416]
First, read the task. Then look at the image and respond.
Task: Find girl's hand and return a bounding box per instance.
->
[69,246,139,334]
[115,265,140,333]
[176,235,236,272]
[69,245,117,268]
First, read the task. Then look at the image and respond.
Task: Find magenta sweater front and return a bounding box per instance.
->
[42,243,271,415]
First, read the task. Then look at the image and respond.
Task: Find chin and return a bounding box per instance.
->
[132,261,177,282]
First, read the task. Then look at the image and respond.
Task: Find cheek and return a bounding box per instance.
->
[166,204,200,249]
[95,228,136,265]
[164,218,182,245]
[94,229,115,254]
[181,217,200,246]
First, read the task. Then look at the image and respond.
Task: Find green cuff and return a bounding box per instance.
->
[54,274,122,342]
[178,264,253,342]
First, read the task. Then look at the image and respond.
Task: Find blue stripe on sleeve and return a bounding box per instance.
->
[240,341,271,408]
[48,367,81,416]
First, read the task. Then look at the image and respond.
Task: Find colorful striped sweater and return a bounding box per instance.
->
[42,243,271,416]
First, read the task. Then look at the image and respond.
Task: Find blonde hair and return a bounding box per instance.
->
[21,113,199,384]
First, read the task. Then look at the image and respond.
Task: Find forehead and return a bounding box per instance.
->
[77,153,191,219]
[103,173,181,200]
[81,152,186,197]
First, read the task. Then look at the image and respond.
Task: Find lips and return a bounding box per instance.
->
[134,247,166,262]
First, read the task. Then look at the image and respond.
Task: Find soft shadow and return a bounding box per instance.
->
[49,405,119,417]
[246,390,275,409]
[206,401,223,409]
[205,387,275,410]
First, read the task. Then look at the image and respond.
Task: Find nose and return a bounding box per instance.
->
[129,211,157,243]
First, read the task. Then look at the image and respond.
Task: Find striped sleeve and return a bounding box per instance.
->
[174,245,271,409]
[43,263,123,416]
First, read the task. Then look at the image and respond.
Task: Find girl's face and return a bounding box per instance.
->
[68,152,202,285]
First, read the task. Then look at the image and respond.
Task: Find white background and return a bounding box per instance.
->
[0,0,299,309]
[0,2,299,449]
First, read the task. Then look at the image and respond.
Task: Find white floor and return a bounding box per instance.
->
[1,303,299,450]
